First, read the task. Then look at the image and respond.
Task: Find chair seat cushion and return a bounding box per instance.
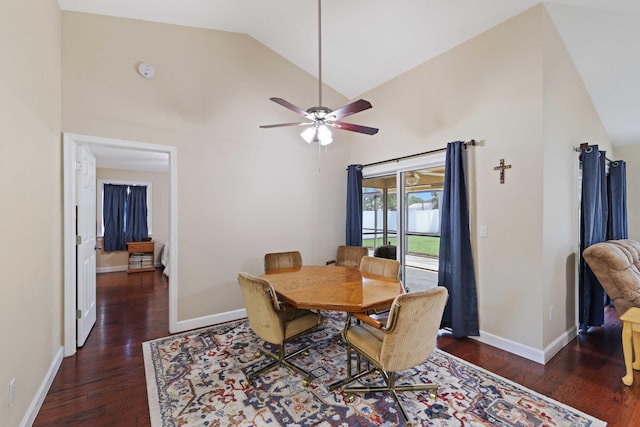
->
[345,324,384,362]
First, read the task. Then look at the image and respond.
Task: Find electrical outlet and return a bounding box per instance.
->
[9,378,15,407]
[549,306,554,321]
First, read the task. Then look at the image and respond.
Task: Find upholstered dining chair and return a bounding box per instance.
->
[339,287,449,426]
[359,255,400,279]
[237,272,322,386]
[264,251,303,273]
[326,245,369,269]
[359,256,402,315]
[374,244,397,260]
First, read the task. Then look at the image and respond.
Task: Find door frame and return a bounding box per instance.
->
[63,133,178,357]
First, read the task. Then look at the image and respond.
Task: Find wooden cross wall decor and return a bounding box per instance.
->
[493,159,512,184]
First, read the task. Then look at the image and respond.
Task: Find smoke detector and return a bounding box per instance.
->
[137,63,155,79]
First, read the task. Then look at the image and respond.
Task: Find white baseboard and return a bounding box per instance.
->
[472,326,577,365]
[174,308,247,333]
[97,263,162,274]
[472,331,545,364]
[21,347,64,427]
[543,325,578,363]
[96,265,128,273]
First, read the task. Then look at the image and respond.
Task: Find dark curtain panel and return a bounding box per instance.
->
[608,160,628,240]
[125,185,149,243]
[346,164,363,246]
[103,184,128,251]
[438,141,479,337]
[579,147,608,329]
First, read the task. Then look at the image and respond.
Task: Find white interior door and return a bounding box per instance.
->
[76,144,97,346]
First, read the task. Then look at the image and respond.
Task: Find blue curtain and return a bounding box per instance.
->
[608,160,627,240]
[103,184,128,251]
[346,164,363,246]
[579,146,608,329]
[103,184,148,251]
[125,185,149,243]
[438,141,479,337]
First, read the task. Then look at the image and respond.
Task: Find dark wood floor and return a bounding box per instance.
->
[35,270,640,426]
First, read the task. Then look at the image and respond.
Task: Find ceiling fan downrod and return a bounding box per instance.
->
[317,0,323,109]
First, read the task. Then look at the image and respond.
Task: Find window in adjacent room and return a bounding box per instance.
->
[97,179,153,239]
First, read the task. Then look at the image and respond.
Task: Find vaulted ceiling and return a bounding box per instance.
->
[58,0,640,148]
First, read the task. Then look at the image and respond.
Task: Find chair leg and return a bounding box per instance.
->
[342,370,438,426]
[328,344,377,391]
[245,342,314,386]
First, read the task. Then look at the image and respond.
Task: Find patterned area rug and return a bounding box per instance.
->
[143,313,606,427]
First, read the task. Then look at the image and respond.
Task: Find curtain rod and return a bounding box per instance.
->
[360,139,477,168]
[575,143,616,164]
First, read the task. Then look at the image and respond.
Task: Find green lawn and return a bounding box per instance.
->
[363,235,440,257]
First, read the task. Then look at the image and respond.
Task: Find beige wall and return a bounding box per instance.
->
[0,1,62,425]
[61,12,350,321]
[541,8,612,348]
[95,167,170,270]
[351,5,610,359]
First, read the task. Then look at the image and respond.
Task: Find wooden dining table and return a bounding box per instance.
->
[260,265,404,313]
[260,264,404,390]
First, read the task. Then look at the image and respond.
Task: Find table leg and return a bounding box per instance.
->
[633,330,640,371]
[622,321,634,386]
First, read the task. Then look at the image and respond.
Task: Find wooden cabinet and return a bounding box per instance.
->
[127,241,155,273]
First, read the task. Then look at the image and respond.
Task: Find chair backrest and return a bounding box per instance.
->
[583,239,640,315]
[359,255,400,279]
[237,272,284,344]
[335,245,369,269]
[374,244,397,260]
[264,251,303,273]
[380,286,448,372]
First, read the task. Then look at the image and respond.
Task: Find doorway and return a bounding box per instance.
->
[63,133,178,356]
[362,152,445,292]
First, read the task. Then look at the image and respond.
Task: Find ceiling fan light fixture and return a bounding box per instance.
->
[318,125,333,145]
[406,172,420,186]
[301,125,332,145]
[301,127,317,144]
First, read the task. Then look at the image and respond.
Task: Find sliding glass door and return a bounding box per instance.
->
[400,169,443,291]
[362,153,445,292]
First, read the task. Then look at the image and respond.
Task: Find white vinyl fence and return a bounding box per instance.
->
[363,208,440,234]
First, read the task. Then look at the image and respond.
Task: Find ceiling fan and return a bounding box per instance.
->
[259,0,379,145]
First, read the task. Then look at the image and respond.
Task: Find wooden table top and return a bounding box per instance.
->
[261,265,404,312]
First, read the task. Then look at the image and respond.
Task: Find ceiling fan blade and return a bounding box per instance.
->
[329,99,373,120]
[332,121,379,135]
[259,122,311,129]
[269,97,308,117]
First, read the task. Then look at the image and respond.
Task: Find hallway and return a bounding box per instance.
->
[34,270,168,426]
